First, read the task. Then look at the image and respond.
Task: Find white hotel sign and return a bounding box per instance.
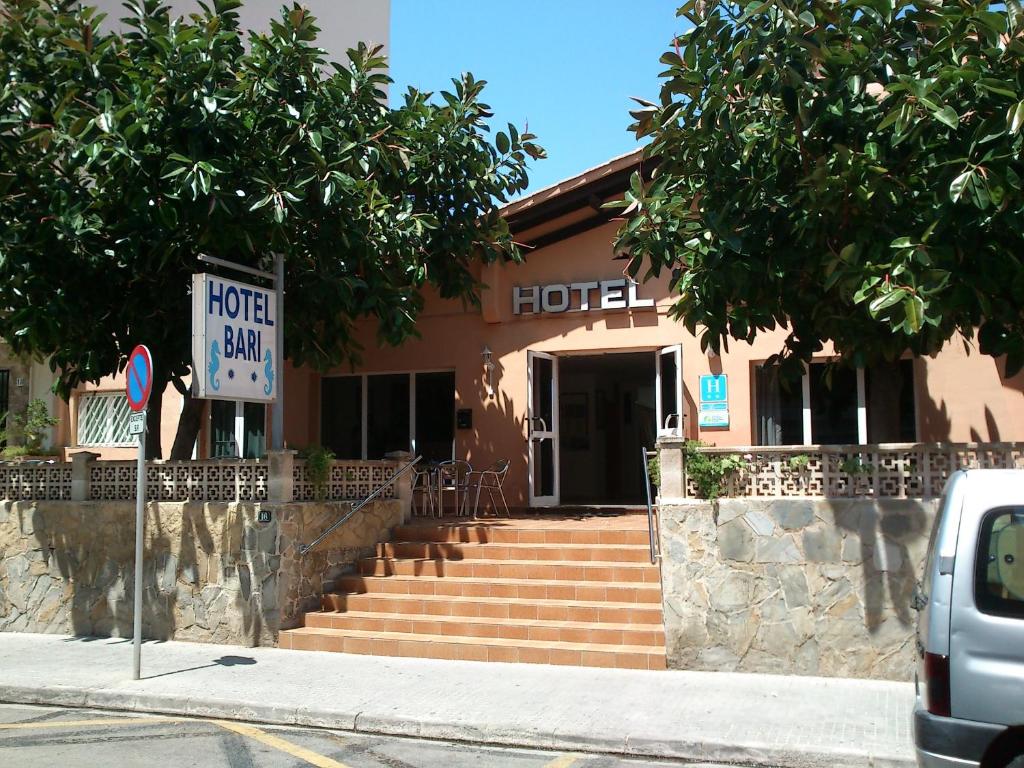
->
[192,273,278,402]
[513,278,654,315]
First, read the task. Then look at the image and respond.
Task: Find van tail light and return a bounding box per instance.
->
[924,652,951,717]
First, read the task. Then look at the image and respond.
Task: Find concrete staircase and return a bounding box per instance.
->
[279,515,667,669]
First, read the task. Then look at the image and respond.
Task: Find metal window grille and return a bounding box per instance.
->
[78,393,134,446]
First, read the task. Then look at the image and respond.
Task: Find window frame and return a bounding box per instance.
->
[974,505,1024,621]
[320,369,456,461]
[77,392,135,447]
[0,369,9,447]
[754,358,917,446]
[208,399,266,459]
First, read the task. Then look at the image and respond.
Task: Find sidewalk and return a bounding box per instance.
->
[0,633,915,767]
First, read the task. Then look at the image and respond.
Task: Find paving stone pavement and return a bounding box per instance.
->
[0,633,916,768]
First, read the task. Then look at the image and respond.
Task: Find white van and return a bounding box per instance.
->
[914,470,1024,767]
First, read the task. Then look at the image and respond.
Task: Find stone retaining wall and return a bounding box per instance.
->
[0,498,403,646]
[658,497,938,680]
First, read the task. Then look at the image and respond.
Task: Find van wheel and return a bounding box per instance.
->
[982,727,1024,768]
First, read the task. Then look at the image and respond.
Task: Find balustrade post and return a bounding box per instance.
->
[267,449,296,503]
[385,451,414,520]
[658,439,686,501]
[70,451,99,501]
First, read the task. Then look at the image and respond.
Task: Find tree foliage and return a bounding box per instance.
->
[0,0,544,456]
[613,0,1024,381]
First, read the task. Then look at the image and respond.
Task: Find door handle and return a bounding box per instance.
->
[529,416,548,433]
[663,413,679,429]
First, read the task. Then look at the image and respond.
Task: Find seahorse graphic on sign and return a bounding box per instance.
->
[209,340,221,391]
[263,349,274,396]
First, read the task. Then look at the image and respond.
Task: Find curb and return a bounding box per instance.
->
[0,683,914,768]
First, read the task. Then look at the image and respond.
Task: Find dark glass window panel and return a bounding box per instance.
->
[756,365,804,445]
[809,364,858,444]
[533,356,553,431]
[660,351,677,426]
[535,438,554,497]
[243,402,266,459]
[0,370,8,447]
[321,377,363,459]
[211,400,237,457]
[415,371,455,462]
[367,374,410,459]
[866,359,916,443]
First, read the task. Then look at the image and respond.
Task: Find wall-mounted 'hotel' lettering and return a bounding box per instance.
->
[513,279,654,315]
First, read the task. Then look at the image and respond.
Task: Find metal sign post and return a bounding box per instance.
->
[125,345,153,681]
[131,411,146,680]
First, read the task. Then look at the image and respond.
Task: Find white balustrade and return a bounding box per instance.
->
[673,442,1024,499]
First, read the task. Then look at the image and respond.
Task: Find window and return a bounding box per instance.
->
[321,371,455,461]
[367,374,410,459]
[321,377,362,459]
[78,392,133,447]
[0,370,8,447]
[415,372,456,462]
[755,365,803,446]
[975,507,1024,620]
[755,359,917,445]
[210,400,266,458]
[809,364,858,444]
[866,360,916,443]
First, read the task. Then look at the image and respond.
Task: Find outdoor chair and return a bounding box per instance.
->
[436,460,472,517]
[463,459,511,518]
[411,465,436,517]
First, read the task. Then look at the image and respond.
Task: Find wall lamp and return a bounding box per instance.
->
[482,346,495,398]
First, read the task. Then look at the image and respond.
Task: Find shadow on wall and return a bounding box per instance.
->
[12,502,269,646]
[467,354,528,509]
[833,500,930,632]
[919,353,1024,443]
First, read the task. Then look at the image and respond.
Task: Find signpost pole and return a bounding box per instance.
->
[125,343,153,682]
[272,253,284,450]
[132,411,146,681]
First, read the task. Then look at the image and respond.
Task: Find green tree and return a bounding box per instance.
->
[612,0,1024,382]
[0,0,544,457]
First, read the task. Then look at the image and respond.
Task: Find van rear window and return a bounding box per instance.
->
[975,507,1024,620]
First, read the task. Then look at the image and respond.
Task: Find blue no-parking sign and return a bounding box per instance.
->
[125,345,153,412]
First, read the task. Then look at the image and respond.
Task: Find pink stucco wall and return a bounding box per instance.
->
[68,220,1024,508]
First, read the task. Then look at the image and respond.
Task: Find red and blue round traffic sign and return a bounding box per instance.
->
[126,345,153,412]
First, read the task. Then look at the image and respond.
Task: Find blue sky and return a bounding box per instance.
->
[390,0,686,195]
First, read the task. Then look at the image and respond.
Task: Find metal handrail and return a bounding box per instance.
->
[641,446,659,564]
[299,455,421,555]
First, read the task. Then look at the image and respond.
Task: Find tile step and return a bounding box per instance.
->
[279,627,667,669]
[358,557,661,583]
[303,610,665,646]
[379,541,654,562]
[392,525,650,546]
[332,574,662,603]
[320,592,664,624]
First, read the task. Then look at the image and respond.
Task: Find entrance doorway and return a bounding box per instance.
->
[528,347,682,507]
[559,353,656,505]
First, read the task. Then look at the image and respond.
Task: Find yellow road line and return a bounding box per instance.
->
[543,754,581,768]
[214,720,352,768]
[0,717,180,730]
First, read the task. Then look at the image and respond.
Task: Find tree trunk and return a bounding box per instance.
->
[170,390,205,460]
[145,381,163,460]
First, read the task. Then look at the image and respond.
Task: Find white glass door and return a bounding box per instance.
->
[656,344,683,438]
[527,350,559,507]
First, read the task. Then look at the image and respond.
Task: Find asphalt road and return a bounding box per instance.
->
[0,703,762,768]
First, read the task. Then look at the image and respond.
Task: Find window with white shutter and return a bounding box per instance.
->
[77,393,134,447]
